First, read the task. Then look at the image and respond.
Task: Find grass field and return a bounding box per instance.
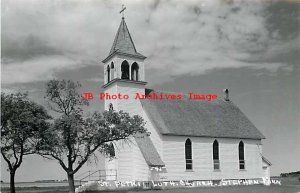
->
[2,184,300,193]
[1,177,299,193]
[0,186,70,193]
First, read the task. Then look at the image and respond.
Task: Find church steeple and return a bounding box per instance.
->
[102,15,147,87]
[101,12,147,112]
[103,17,146,63]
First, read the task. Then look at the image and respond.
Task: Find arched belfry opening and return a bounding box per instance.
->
[131,62,139,81]
[107,65,110,83]
[121,60,129,79]
[111,62,115,80]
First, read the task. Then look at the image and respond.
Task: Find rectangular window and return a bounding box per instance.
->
[213,159,220,170]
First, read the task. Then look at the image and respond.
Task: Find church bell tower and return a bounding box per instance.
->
[102,16,147,114]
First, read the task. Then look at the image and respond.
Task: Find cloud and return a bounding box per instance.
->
[137,0,276,72]
[1,0,299,86]
[2,55,83,84]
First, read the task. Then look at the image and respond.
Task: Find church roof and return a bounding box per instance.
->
[103,17,146,62]
[262,156,272,166]
[141,90,265,140]
[135,135,165,167]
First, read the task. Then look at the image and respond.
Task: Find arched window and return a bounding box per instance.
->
[107,65,110,83]
[109,143,115,157]
[185,138,192,170]
[131,62,139,81]
[239,141,245,169]
[121,60,129,79]
[213,140,220,170]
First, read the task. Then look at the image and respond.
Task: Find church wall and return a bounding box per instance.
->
[112,137,151,182]
[103,84,118,111]
[114,83,152,181]
[262,161,270,179]
[161,135,264,181]
[113,81,145,115]
[104,81,151,181]
[113,139,135,181]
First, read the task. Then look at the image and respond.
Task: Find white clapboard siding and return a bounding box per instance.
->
[114,80,164,156]
[113,139,135,181]
[112,138,150,181]
[262,160,270,179]
[162,135,264,181]
[104,82,151,181]
[114,82,145,115]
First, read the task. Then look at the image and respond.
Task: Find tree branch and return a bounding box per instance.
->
[1,149,13,171]
[73,143,102,174]
[15,144,24,169]
[12,143,19,167]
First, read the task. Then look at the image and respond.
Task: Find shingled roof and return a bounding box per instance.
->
[103,17,146,62]
[135,135,165,167]
[141,90,265,140]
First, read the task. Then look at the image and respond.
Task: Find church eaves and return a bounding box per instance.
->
[103,17,146,63]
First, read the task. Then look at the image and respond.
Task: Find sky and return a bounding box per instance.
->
[1,0,300,182]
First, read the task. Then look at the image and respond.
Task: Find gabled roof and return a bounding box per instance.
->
[135,135,165,167]
[103,17,146,62]
[141,89,265,140]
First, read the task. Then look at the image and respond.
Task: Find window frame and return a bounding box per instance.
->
[213,140,220,170]
[185,138,193,171]
[239,141,246,170]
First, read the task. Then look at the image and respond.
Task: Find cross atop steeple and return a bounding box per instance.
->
[119,4,126,18]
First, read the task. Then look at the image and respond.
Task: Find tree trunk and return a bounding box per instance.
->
[67,173,76,193]
[10,170,16,193]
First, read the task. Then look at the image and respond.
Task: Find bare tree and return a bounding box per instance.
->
[1,93,51,193]
[37,80,146,193]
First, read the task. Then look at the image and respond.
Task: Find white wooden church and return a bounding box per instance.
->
[102,16,271,182]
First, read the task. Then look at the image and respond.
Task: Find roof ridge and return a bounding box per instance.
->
[123,18,137,53]
[146,88,184,95]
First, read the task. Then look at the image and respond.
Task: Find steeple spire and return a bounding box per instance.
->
[102,10,146,63]
[109,18,137,56]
